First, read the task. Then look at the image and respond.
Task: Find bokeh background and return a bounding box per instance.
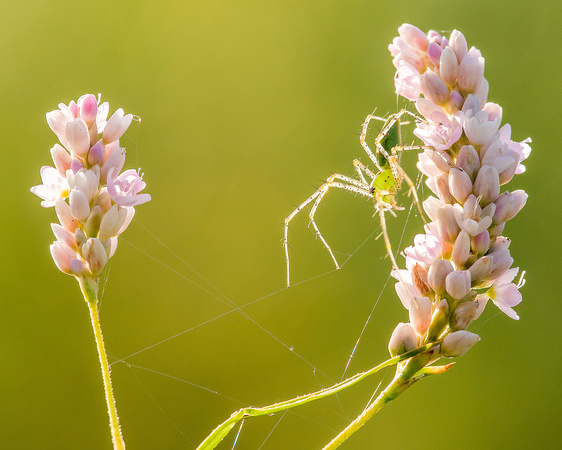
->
[2,0,560,448]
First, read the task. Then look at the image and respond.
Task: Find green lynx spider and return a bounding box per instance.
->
[283,109,432,287]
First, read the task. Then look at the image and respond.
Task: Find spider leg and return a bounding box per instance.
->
[284,173,372,287]
[375,188,420,309]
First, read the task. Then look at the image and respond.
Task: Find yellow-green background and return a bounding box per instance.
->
[2,1,560,448]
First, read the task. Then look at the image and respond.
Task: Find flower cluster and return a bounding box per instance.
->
[387,25,530,358]
[31,94,150,282]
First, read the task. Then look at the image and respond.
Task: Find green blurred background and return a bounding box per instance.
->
[2,0,560,448]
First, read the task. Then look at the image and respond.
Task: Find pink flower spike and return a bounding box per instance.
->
[107,168,151,207]
[103,108,133,144]
[30,166,70,207]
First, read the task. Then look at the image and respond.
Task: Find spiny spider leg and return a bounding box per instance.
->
[284,172,373,287]
[284,108,434,289]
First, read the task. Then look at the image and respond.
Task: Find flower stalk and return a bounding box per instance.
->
[80,279,125,450]
[32,94,151,449]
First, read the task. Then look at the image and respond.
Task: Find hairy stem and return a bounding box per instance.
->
[80,278,126,450]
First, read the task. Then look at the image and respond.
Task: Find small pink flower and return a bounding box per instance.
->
[453,195,495,236]
[394,61,422,101]
[106,168,151,207]
[30,166,70,207]
[404,228,443,269]
[414,110,463,151]
[486,268,523,320]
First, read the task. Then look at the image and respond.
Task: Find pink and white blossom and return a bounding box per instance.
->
[32,95,150,280]
[386,25,529,358]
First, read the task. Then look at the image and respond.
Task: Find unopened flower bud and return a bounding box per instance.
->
[488,222,505,239]
[82,238,108,276]
[448,90,464,112]
[412,264,431,297]
[493,190,528,224]
[99,204,128,241]
[450,300,478,330]
[420,71,449,106]
[80,94,98,124]
[441,330,480,357]
[435,173,453,204]
[409,296,432,336]
[74,228,87,248]
[468,255,494,284]
[473,165,500,206]
[398,23,429,52]
[51,223,77,250]
[85,205,103,237]
[103,108,132,144]
[474,78,489,108]
[445,270,472,300]
[69,258,88,277]
[66,118,90,157]
[70,158,83,173]
[95,190,112,213]
[484,249,514,281]
[427,299,449,341]
[471,231,490,256]
[88,141,104,167]
[449,30,468,62]
[426,41,442,66]
[69,188,90,222]
[51,144,73,176]
[50,240,77,275]
[452,230,471,267]
[449,168,473,204]
[439,47,459,86]
[456,145,480,181]
[437,204,461,244]
[458,55,485,93]
[428,259,454,294]
[388,322,418,357]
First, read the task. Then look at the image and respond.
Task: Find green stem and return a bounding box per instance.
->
[196,343,438,450]
[80,278,126,450]
[322,354,431,449]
